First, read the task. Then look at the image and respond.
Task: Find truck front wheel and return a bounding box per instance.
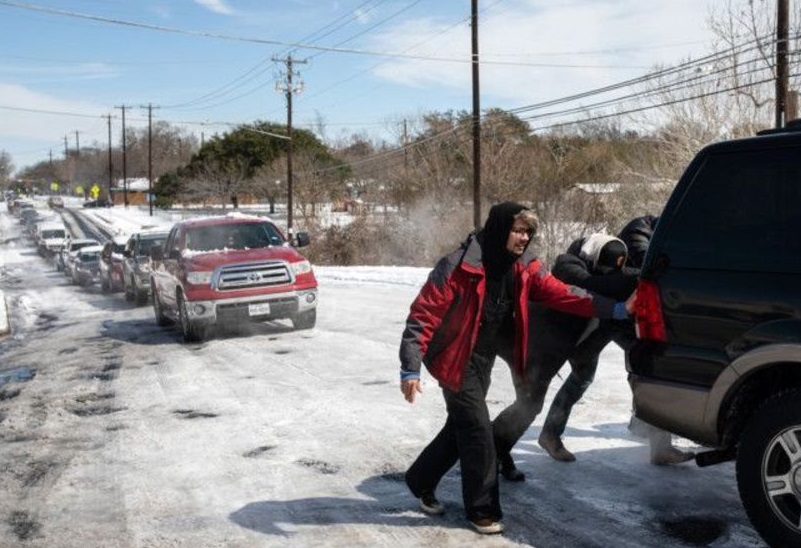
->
[178,294,205,343]
[152,287,171,327]
[124,276,135,302]
[736,388,801,548]
[292,309,316,330]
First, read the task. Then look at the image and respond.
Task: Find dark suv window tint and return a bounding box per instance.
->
[138,237,166,256]
[663,146,801,272]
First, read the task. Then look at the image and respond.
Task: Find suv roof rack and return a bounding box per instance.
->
[756,118,801,135]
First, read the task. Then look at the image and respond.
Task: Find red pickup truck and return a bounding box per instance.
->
[149,213,318,342]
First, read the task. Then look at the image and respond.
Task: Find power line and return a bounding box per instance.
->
[274,0,388,60]
[2,41,790,143]
[529,74,796,134]
[0,0,673,69]
[507,32,784,115]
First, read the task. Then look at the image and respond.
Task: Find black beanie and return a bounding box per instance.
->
[597,240,627,270]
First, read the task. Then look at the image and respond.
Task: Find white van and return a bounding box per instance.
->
[35,221,67,257]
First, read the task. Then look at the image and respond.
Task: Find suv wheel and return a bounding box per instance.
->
[178,293,205,343]
[292,309,316,330]
[736,388,801,548]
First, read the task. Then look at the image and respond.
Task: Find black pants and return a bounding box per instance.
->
[541,321,636,438]
[405,352,502,521]
[491,342,566,458]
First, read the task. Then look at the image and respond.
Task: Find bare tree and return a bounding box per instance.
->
[635,0,799,177]
[0,150,13,184]
[124,122,199,179]
[184,158,252,209]
[292,150,339,227]
[251,159,286,214]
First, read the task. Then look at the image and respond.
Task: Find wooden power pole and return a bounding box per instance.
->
[471,0,481,230]
[115,105,129,206]
[273,54,307,236]
[776,0,789,128]
[141,103,160,216]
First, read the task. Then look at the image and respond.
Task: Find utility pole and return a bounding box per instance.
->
[403,119,409,174]
[776,0,789,128]
[788,90,799,122]
[471,0,482,230]
[141,103,160,216]
[273,54,307,235]
[115,105,129,206]
[104,114,113,203]
[63,135,72,192]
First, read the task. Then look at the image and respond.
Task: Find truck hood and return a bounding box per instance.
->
[182,246,308,270]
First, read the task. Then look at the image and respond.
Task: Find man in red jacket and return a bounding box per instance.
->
[399,202,632,535]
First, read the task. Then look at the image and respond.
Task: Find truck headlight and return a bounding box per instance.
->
[186,271,213,285]
[290,260,312,276]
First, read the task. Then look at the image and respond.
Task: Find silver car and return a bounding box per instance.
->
[123,228,169,305]
[71,245,104,287]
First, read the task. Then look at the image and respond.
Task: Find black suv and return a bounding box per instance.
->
[627,121,801,548]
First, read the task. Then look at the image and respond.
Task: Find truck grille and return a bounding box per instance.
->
[216,297,298,323]
[215,261,291,291]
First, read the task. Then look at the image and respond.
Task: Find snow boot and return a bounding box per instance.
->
[538,433,576,462]
[649,430,695,466]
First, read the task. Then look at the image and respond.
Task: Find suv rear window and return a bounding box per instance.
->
[137,236,166,256]
[662,146,801,272]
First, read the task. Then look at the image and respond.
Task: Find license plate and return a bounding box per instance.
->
[248,302,271,316]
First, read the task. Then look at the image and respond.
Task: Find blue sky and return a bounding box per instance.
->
[0,0,719,174]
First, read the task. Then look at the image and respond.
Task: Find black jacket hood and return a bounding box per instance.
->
[477,201,527,279]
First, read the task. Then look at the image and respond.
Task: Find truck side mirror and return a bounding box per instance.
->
[150,247,163,261]
[294,232,310,248]
[168,249,181,260]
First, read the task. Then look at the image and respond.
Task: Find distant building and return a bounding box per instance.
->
[110,177,151,206]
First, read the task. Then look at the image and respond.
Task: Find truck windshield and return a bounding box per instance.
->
[185,222,285,252]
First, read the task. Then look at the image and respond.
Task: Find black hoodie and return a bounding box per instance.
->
[478,201,527,280]
[474,201,528,356]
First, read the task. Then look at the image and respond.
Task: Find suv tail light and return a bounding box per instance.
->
[634,279,667,342]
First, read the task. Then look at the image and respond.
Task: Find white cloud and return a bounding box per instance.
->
[0,84,111,169]
[194,0,235,16]
[369,0,717,108]
[354,7,371,25]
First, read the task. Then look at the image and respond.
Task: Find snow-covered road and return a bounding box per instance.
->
[0,204,767,547]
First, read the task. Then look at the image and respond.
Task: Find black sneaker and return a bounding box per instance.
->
[498,453,525,482]
[419,492,445,515]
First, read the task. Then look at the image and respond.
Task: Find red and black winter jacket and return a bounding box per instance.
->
[399,233,617,392]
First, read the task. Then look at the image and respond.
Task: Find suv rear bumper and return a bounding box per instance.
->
[183,288,318,325]
[628,374,719,447]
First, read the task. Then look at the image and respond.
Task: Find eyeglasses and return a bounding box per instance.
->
[510,227,535,237]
